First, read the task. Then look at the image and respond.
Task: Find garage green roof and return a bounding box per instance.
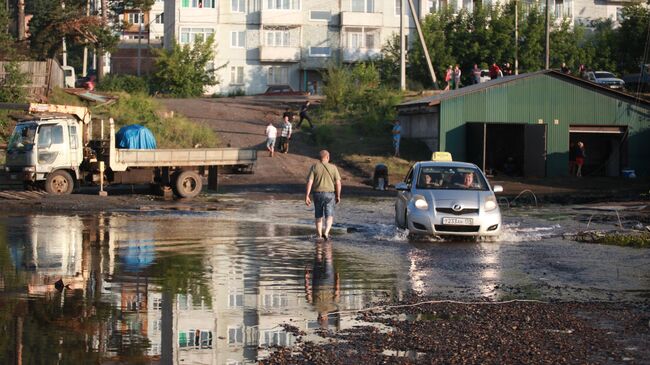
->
[399,70,650,108]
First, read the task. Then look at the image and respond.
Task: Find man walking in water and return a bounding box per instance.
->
[305,150,342,241]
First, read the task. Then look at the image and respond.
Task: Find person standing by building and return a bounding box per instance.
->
[453,64,462,89]
[305,150,342,241]
[265,121,277,157]
[575,141,586,177]
[444,66,453,90]
[392,119,402,157]
[279,115,292,153]
[297,101,314,129]
[471,64,481,84]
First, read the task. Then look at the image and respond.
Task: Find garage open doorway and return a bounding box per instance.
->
[467,122,547,177]
[569,126,628,177]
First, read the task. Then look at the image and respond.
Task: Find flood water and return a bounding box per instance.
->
[0,197,648,364]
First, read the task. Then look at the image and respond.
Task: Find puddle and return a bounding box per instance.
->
[0,198,648,363]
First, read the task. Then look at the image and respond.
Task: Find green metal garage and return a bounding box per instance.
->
[397,70,650,177]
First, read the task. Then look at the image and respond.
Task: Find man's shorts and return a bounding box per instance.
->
[313,192,335,219]
[393,137,400,149]
[266,137,276,149]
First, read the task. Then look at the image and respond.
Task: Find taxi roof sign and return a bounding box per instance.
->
[431,152,453,161]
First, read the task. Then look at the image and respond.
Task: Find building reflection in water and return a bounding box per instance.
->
[0,214,392,364]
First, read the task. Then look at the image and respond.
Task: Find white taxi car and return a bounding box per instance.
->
[395,160,503,238]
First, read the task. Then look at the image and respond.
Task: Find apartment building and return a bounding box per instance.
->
[112,0,166,75]
[163,0,432,95]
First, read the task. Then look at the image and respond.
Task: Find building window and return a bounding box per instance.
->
[266,30,289,46]
[351,0,374,13]
[231,31,246,48]
[127,13,144,24]
[154,13,164,23]
[179,27,214,44]
[228,327,243,344]
[267,0,300,10]
[268,66,288,85]
[181,0,215,8]
[228,292,244,307]
[310,10,330,21]
[179,330,213,349]
[231,66,244,85]
[309,46,331,57]
[232,0,245,12]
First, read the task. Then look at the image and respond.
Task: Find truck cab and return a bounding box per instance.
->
[6,116,83,193]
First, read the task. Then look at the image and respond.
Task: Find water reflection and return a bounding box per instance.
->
[0,214,393,364]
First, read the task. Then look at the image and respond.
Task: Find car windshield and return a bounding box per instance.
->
[416,166,488,191]
[595,72,615,79]
[7,123,37,151]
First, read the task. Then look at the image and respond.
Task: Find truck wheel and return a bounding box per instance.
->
[174,170,203,199]
[45,170,74,195]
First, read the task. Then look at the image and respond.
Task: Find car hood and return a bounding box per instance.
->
[419,189,485,209]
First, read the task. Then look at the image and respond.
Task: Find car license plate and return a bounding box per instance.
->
[442,217,473,225]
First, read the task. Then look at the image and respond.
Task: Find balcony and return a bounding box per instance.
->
[342,48,381,62]
[260,46,301,62]
[261,9,302,26]
[340,11,383,27]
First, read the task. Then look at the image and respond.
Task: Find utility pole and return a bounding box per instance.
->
[82,0,90,76]
[400,0,406,91]
[17,0,25,41]
[98,0,107,80]
[545,0,550,69]
[62,1,68,67]
[407,0,436,85]
[137,11,143,76]
[514,0,518,75]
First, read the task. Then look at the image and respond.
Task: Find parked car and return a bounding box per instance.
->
[586,71,625,89]
[395,161,503,238]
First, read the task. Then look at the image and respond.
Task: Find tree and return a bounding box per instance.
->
[0,4,17,59]
[0,61,29,103]
[27,0,118,61]
[616,4,650,74]
[582,19,617,73]
[150,35,223,97]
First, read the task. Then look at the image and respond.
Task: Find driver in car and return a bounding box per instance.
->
[454,172,479,189]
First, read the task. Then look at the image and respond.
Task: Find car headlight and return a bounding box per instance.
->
[23,166,35,172]
[414,198,428,210]
[485,195,497,211]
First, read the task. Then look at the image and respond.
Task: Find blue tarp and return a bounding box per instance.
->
[116,124,157,149]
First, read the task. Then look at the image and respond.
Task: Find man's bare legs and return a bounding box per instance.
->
[323,217,333,239]
[315,216,333,239]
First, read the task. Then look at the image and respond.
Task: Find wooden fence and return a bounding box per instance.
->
[0,59,64,97]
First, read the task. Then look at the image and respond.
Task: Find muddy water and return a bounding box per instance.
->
[0,197,648,363]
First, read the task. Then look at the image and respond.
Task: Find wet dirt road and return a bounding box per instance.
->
[0,196,648,364]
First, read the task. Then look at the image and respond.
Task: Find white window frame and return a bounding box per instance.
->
[266,0,300,10]
[230,31,246,48]
[231,0,245,12]
[127,13,144,24]
[309,46,331,57]
[179,27,214,44]
[266,30,290,46]
[227,326,244,344]
[351,0,374,13]
[230,66,244,85]
[268,66,289,85]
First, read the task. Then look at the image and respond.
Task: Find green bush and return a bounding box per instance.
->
[0,61,28,103]
[313,124,335,147]
[92,92,218,148]
[97,74,149,94]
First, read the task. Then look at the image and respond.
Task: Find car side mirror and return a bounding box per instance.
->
[395,182,409,191]
[493,185,503,193]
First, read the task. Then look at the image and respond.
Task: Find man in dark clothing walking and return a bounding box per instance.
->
[297,101,314,129]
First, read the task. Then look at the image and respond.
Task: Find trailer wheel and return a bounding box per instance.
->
[174,170,203,199]
[45,170,74,195]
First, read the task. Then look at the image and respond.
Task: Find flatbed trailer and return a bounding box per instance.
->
[1,103,257,198]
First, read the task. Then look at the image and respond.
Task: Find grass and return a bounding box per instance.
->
[309,118,431,184]
[591,232,650,248]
